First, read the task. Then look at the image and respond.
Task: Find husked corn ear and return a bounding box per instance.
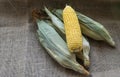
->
[63,5,83,52]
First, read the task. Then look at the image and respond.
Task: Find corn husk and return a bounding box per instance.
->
[76,36,90,67]
[44,7,65,34]
[52,9,115,46]
[36,19,89,75]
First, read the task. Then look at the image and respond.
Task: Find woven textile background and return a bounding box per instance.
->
[0,0,120,77]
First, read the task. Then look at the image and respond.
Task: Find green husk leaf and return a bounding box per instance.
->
[44,7,65,34]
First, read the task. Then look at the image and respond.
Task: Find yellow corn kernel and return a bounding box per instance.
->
[63,5,82,52]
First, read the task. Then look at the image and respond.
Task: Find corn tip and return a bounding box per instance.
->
[63,5,73,13]
[108,40,115,47]
[111,41,115,47]
[83,70,90,76]
[44,6,47,11]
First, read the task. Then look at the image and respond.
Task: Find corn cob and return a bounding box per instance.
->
[44,7,90,67]
[63,5,83,52]
[52,9,115,47]
[36,19,89,75]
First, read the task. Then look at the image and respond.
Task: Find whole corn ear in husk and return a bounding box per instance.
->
[63,5,83,52]
[52,9,115,46]
[36,19,89,75]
